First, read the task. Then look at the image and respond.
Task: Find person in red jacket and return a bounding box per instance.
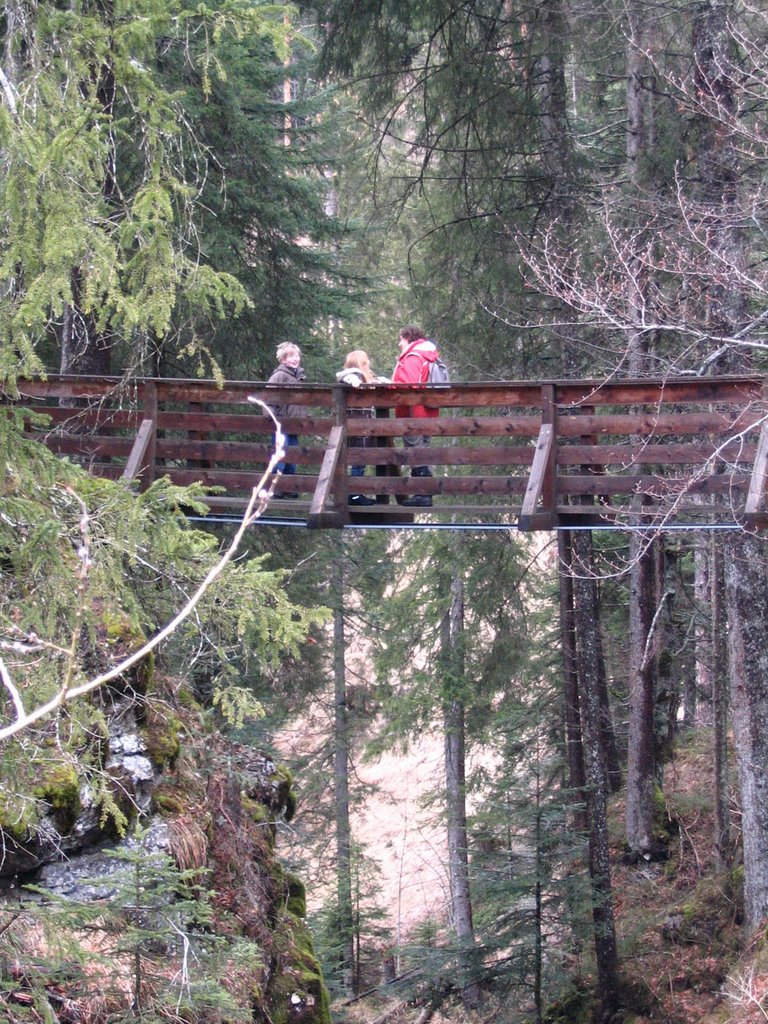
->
[392,325,439,507]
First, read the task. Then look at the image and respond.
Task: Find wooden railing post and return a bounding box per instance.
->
[541,383,557,518]
[332,385,349,515]
[308,386,349,528]
[142,380,158,489]
[519,384,557,530]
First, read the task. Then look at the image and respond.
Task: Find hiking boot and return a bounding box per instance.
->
[400,494,433,507]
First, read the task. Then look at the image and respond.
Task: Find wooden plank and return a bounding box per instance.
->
[554,377,763,407]
[351,409,761,439]
[14,379,124,400]
[556,410,763,438]
[745,421,768,523]
[559,473,750,497]
[558,442,757,466]
[350,415,542,439]
[541,383,557,515]
[20,407,142,429]
[519,421,556,531]
[332,387,349,517]
[154,380,335,406]
[331,445,537,468]
[142,381,157,488]
[30,435,136,456]
[9,373,764,411]
[153,438,326,466]
[350,384,545,411]
[341,476,530,497]
[167,469,317,493]
[156,411,335,436]
[158,472,530,498]
[308,424,348,528]
[122,419,155,482]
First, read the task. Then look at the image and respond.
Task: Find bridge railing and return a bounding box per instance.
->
[6,374,768,529]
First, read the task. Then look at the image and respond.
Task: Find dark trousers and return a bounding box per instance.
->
[275,433,298,475]
[404,433,431,474]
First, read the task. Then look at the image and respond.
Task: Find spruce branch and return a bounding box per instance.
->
[0,403,285,742]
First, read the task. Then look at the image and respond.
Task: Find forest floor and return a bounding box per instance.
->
[336,727,768,1024]
[609,727,746,1023]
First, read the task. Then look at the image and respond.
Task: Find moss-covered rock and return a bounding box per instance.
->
[285,872,307,920]
[33,763,81,831]
[266,911,332,1024]
[0,795,38,842]
[270,764,297,822]
[143,708,182,770]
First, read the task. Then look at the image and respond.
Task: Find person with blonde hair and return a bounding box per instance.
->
[267,342,305,494]
[336,349,388,506]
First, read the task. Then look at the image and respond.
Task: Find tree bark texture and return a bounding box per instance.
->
[711,535,731,867]
[570,530,620,1015]
[558,532,588,834]
[724,532,768,931]
[333,552,355,995]
[441,562,479,1008]
[692,0,768,931]
[692,537,713,726]
[60,0,117,377]
[626,535,663,861]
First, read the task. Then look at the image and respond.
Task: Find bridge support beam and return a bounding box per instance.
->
[308,424,349,529]
[519,384,557,531]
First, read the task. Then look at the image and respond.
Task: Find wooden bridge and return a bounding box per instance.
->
[6,373,768,530]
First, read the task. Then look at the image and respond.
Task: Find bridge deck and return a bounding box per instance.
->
[6,374,768,530]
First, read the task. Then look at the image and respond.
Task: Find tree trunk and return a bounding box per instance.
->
[692,537,713,725]
[441,561,479,1009]
[571,530,620,1016]
[692,0,768,931]
[558,532,588,834]
[60,0,117,376]
[724,534,768,929]
[623,2,667,863]
[626,535,663,861]
[333,549,355,995]
[711,535,731,868]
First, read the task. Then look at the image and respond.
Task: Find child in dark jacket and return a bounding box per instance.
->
[268,342,305,492]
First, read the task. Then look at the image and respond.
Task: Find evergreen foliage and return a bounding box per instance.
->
[0,0,358,384]
[20,834,248,1021]
[0,409,324,827]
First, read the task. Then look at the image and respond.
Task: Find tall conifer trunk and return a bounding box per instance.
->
[441,560,479,1008]
[60,0,117,376]
[624,2,667,862]
[537,0,620,997]
[558,533,588,834]
[571,531,620,1016]
[692,0,768,931]
[332,550,355,994]
[711,536,731,866]
[626,537,663,860]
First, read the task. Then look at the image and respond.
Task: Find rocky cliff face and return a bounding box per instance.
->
[0,675,329,1024]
